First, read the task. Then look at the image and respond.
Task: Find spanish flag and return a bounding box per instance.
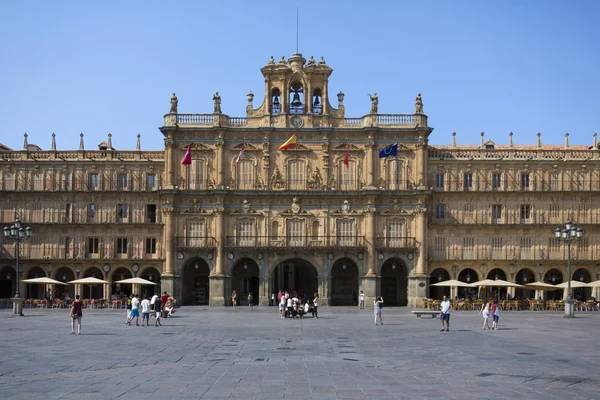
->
[278,133,297,151]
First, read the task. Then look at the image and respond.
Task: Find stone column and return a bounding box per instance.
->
[364,136,376,188]
[164,138,175,189]
[161,206,177,297]
[210,205,226,306]
[215,135,225,188]
[362,205,377,306]
[409,203,429,307]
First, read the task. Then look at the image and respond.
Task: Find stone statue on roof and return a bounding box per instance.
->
[307,56,316,66]
[268,56,276,65]
[368,93,378,114]
[415,93,423,114]
[169,93,178,114]
[318,56,326,65]
[213,92,222,114]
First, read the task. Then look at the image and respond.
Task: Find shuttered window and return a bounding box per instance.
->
[237,160,254,190]
[337,219,354,246]
[189,160,205,190]
[288,160,305,190]
[237,220,254,246]
[287,219,304,246]
[387,221,403,247]
[387,160,401,190]
[340,160,356,190]
[187,220,205,247]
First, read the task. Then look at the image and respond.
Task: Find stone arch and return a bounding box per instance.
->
[53,266,76,299]
[0,265,16,299]
[111,267,133,297]
[177,255,214,277]
[329,253,365,276]
[81,266,104,299]
[271,257,319,303]
[544,268,564,300]
[572,267,592,300]
[140,266,161,298]
[429,267,451,300]
[25,266,47,299]
[515,268,536,298]
[377,254,413,277]
[181,258,211,306]
[269,254,322,275]
[227,254,264,277]
[380,258,409,306]
[230,257,260,306]
[330,257,360,306]
[457,267,479,299]
[485,268,508,300]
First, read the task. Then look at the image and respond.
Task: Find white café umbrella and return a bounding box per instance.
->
[555,280,589,289]
[22,277,70,285]
[474,279,523,301]
[431,279,476,288]
[522,281,559,291]
[114,277,158,285]
[586,280,600,288]
[68,277,109,299]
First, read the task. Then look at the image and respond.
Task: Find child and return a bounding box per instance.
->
[491,299,500,330]
[480,299,491,330]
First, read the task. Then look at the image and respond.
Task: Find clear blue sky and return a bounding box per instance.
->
[1,0,599,150]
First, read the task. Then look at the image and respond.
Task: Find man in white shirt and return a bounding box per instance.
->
[359,291,365,309]
[127,294,140,326]
[150,294,158,311]
[440,295,451,332]
[140,296,151,327]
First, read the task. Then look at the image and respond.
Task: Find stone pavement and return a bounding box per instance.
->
[0,306,599,400]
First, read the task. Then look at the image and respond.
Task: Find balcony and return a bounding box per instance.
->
[225,235,366,251]
[375,237,417,251]
[175,237,217,251]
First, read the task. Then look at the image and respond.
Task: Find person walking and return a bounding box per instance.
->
[150,293,158,312]
[312,293,319,318]
[271,292,275,307]
[248,292,254,310]
[154,296,162,327]
[125,294,132,324]
[280,295,286,318]
[359,291,365,309]
[480,299,491,330]
[127,294,140,326]
[374,296,384,325]
[440,295,451,332]
[140,296,151,327]
[232,290,237,309]
[161,291,169,308]
[70,294,83,335]
[491,299,501,330]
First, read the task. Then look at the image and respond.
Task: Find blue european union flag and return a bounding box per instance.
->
[379,143,398,158]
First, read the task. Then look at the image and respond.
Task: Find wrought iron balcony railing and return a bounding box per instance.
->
[225,235,366,250]
[175,236,217,250]
[375,237,417,250]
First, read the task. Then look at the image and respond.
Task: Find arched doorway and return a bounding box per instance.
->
[26,266,46,299]
[572,268,592,300]
[381,259,408,306]
[486,268,507,300]
[544,268,563,300]
[140,267,161,298]
[331,259,359,306]
[272,258,318,302]
[182,259,210,305]
[111,267,132,298]
[458,268,478,299]
[429,268,451,300]
[231,258,260,306]
[515,268,536,299]
[83,267,104,299]
[0,266,16,299]
[54,267,75,299]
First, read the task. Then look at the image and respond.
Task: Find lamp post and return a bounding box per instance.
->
[554,220,583,318]
[3,218,33,316]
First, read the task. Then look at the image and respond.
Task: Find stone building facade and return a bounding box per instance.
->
[1,53,598,306]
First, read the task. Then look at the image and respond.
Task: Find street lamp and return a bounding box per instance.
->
[3,218,33,316]
[554,220,583,318]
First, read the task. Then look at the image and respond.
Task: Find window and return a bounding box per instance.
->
[117,174,128,190]
[88,204,95,222]
[287,219,304,246]
[116,238,128,254]
[190,160,205,190]
[146,173,156,190]
[520,237,532,249]
[520,205,531,223]
[340,160,356,190]
[65,237,71,258]
[145,238,157,254]
[237,220,254,246]
[434,237,446,252]
[311,221,319,240]
[88,237,99,254]
[387,160,402,190]
[435,204,445,220]
[146,204,157,223]
[3,171,15,190]
[550,204,560,218]
[88,173,99,189]
[237,160,254,190]
[463,173,473,190]
[271,221,279,240]
[288,160,306,190]
[64,172,72,190]
[187,220,205,247]
[578,237,589,248]
[492,237,503,249]
[117,204,129,222]
[65,203,71,223]
[520,173,530,190]
[337,219,354,246]
[463,237,475,250]
[33,173,44,190]
[492,204,502,223]
[549,237,560,251]
[550,173,559,190]
[435,173,444,189]
[387,221,404,247]
[492,173,501,189]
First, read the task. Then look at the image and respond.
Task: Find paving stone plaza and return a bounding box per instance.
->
[1,307,599,400]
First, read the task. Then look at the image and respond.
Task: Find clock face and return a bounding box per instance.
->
[177,253,184,260]
[291,116,303,128]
